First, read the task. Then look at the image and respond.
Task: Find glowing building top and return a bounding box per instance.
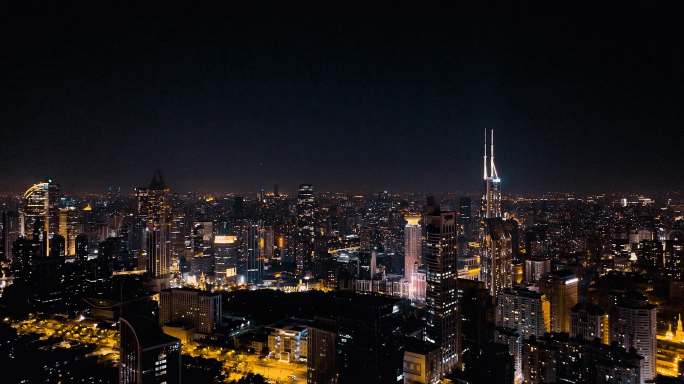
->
[482,129,502,219]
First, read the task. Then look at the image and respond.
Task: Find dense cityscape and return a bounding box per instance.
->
[1,129,683,384]
[3,4,684,384]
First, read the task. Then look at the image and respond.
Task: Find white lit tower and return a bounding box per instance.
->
[404,213,424,302]
[481,129,501,220]
[479,129,512,298]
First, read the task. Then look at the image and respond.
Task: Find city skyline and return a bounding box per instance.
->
[2,5,684,384]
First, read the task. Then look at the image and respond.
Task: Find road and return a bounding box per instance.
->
[9,315,306,383]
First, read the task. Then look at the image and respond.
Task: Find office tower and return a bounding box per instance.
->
[2,211,20,261]
[458,279,493,356]
[494,327,523,381]
[11,237,43,282]
[424,209,459,375]
[336,293,403,384]
[159,288,222,334]
[259,225,274,261]
[664,239,684,280]
[49,234,65,257]
[404,213,421,298]
[191,220,214,276]
[20,179,61,255]
[539,271,579,333]
[478,129,513,298]
[571,302,609,344]
[522,333,643,384]
[245,223,263,285]
[458,197,473,239]
[481,129,501,220]
[75,233,89,263]
[58,207,78,256]
[610,296,657,383]
[296,184,316,275]
[523,255,551,284]
[119,316,181,384]
[495,287,550,339]
[232,196,244,219]
[214,235,238,282]
[307,319,337,384]
[99,236,129,270]
[480,218,513,298]
[135,170,171,279]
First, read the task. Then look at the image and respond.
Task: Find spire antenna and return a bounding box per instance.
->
[483,128,488,180]
[490,129,499,180]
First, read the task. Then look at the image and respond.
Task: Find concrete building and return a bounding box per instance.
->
[159,288,222,334]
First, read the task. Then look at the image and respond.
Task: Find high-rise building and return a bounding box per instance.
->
[404,213,421,299]
[214,235,238,282]
[335,293,404,384]
[539,271,579,333]
[522,333,643,384]
[307,319,337,384]
[481,129,501,220]
[571,302,609,344]
[159,288,222,334]
[135,171,171,279]
[424,209,459,375]
[523,255,551,284]
[480,219,513,298]
[495,286,550,339]
[296,184,316,275]
[75,233,89,263]
[20,179,61,256]
[259,225,274,261]
[245,223,264,285]
[458,197,473,240]
[119,316,181,384]
[2,210,20,262]
[58,207,78,256]
[478,129,513,299]
[610,296,657,383]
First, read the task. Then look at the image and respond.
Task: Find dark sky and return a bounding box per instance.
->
[1,4,682,194]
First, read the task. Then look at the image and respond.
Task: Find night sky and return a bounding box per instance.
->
[1,4,682,194]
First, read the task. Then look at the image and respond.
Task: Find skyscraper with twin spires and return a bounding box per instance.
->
[479,129,513,298]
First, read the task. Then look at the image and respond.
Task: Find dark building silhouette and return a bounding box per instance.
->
[335,293,403,384]
[307,318,337,384]
[119,316,181,384]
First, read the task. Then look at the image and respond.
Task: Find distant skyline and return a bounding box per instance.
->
[1,5,682,194]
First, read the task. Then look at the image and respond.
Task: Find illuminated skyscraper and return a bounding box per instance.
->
[495,286,550,339]
[296,184,316,275]
[404,213,421,278]
[424,209,460,375]
[480,219,513,298]
[404,213,423,302]
[58,206,78,256]
[245,222,263,285]
[479,130,512,298]
[20,179,61,256]
[539,271,579,333]
[571,302,609,344]
[610,296,657,383]
[136,170,171,279]
[481,129,501,220]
